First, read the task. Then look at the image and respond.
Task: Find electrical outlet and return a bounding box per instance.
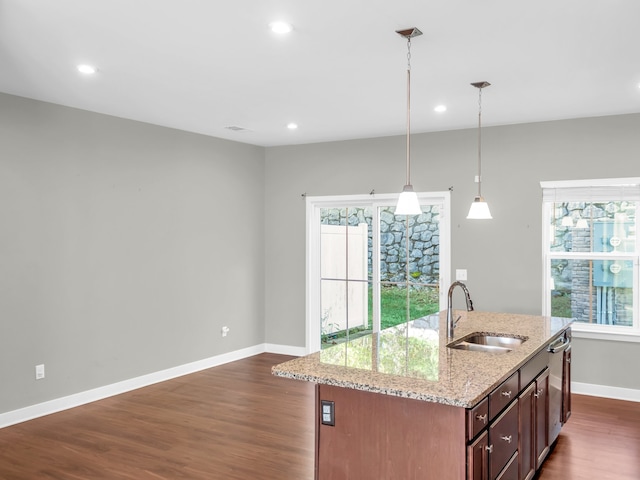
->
[35,364,45,380]
[221,326,230,337]
[321,400,335,426]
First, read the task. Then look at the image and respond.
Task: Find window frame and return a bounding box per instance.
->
[541,178,640,342]
[305,192,451,353]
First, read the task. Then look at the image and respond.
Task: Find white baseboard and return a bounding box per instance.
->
[0,344,270,429]
[0,343,309,429]
[265,343,308,357]
[572,381,640,402]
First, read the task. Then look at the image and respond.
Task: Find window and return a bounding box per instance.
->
[306,192,450,353]
[541,178,640,339]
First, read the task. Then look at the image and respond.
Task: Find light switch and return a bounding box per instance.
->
[456,269,468,281]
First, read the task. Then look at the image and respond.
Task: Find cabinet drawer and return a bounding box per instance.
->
[520,348,549,389]
[495,451,518,480]
[489,371,519,419]
[489,400,518,479]
[467,397,489,441]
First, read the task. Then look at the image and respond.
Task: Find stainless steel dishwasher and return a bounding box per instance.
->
[547,330,572,444]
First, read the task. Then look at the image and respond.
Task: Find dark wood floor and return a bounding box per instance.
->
[536,392,640,480]
[0,353,638,479]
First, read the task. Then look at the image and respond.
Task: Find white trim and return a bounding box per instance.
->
[305,192,451,354]
[1,344,304,429]
[540,177,640,189]
[572,381,640,402]
[264,343,308,356]
[541,177,640,335]
[572,328,640,343]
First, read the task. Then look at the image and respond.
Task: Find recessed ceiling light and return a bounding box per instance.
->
[269,21,293,34]
[287,122,298,130]
[77,64,97,74]
[434,105,447,113]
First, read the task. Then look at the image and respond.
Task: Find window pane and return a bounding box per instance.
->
[550,201,636,254]
[551,258,634,326]
[379,285,439,330]
[320,207,372,281]
[379,205,440,285]
[321,279,370,347]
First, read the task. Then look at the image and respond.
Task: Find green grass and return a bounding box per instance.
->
[551,293,572,318]
[321,286,439,348]
[373,286,439,330]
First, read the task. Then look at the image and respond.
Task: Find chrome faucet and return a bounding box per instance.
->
[447,281,474,338]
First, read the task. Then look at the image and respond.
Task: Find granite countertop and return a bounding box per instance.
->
[272,310,573,408]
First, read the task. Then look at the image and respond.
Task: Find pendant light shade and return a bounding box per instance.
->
[576,218,589,229]
[467,196,492,219]
[394,28,422,216]
[396,184,422,215]
[467,81,492,220]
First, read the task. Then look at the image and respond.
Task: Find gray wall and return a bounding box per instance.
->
[0,93,265,414]
[1,91,638,416]
[264,113,640,391]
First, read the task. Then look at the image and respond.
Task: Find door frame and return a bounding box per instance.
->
[305,192,451,353]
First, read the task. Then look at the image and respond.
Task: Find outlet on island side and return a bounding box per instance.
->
[221,326,230,337]
[321,400,335,426]
[35,364,45,380]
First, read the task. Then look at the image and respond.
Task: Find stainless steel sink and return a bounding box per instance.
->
[447,333,528,353]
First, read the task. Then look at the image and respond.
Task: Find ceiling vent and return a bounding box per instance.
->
[224,125,248,131]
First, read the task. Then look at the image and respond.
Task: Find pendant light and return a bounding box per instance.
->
[394,28,422,216]
[467,81,493,219]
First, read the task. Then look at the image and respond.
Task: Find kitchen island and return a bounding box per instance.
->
[273,311,573,480]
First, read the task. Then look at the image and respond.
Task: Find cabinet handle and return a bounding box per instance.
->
[501,390,512,398]
[476,413,487,424]
[500,435,513,444]
[485,444,494,453]
[534,389,543,398]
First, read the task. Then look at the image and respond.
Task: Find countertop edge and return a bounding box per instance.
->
[272,312,574,409]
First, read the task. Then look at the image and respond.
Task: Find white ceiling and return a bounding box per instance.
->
[2,0,639,147]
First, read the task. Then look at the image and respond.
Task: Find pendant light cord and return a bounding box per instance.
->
[477,86,483,198]
[405,38,412,187]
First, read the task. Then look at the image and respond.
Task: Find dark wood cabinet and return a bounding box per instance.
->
[490,401,519,479]
[467,401,519,480]
[518,382,535,480]
[313,329,571,480]
[496,452,519,480]
[534,369,550,469]
[468,430,490,480]
[518,368,549,479]
[489,372,519,420]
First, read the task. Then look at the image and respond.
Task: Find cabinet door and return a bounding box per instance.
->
[468,430,490,480]
[562,345,572,423]
[534,369,550,468]
[518,383,535,480]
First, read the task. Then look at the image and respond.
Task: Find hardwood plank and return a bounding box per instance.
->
[536,394,640,480]
[1,355,638,480]
[0,354,315,480]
